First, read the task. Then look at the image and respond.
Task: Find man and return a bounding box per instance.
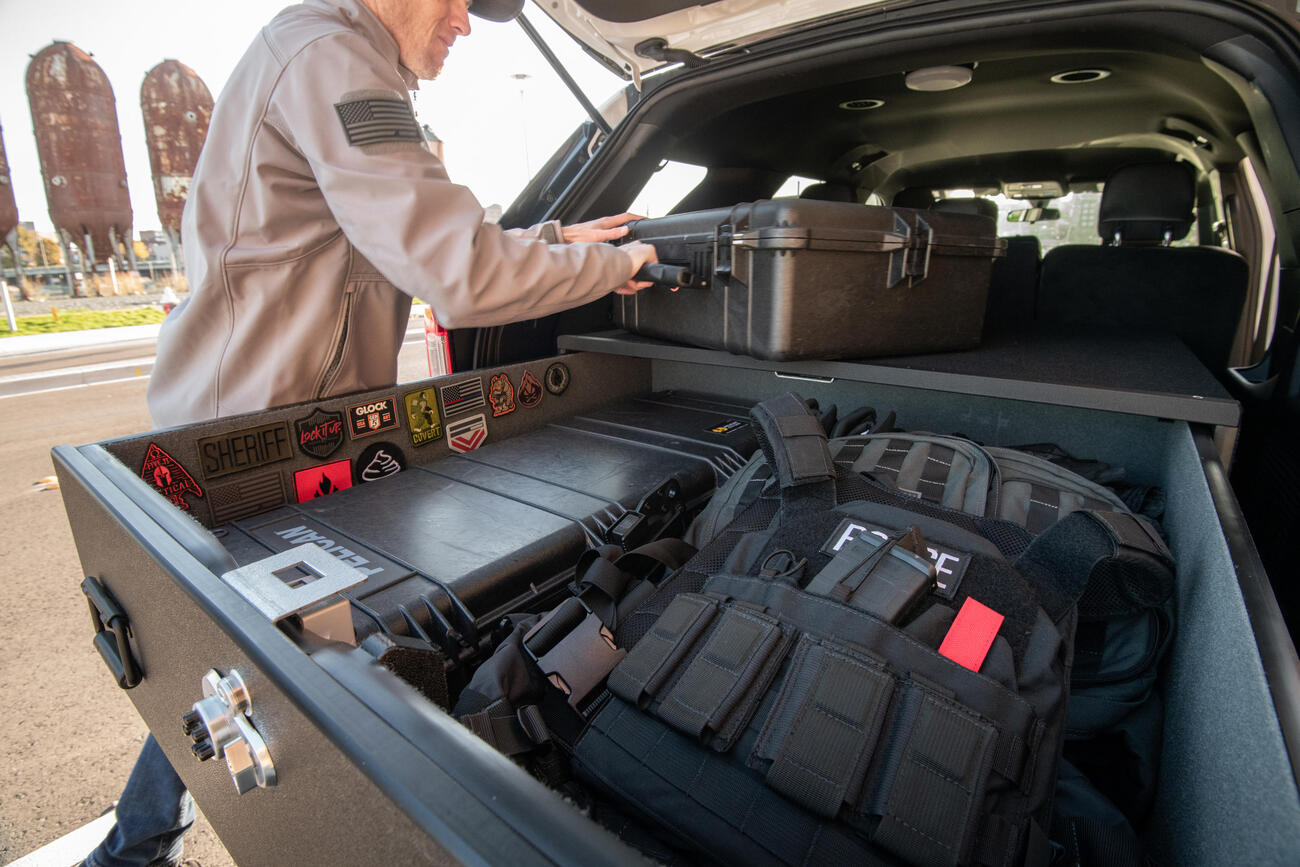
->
[86,0,654,863]
[147,0,656,427]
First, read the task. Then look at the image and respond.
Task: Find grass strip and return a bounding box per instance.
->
[0,307,167,337]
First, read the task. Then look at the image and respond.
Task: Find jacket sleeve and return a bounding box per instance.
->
[264,31,634,329]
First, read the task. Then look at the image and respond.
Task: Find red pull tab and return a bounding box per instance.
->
[939,597,1004,672]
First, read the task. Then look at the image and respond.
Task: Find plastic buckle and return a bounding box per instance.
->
[524,599,627,709]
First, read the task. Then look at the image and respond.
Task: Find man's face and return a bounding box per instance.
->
[388,0,472,80]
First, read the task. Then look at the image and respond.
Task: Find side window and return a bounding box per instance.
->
[772,175,825,198]
[629,161,708,217]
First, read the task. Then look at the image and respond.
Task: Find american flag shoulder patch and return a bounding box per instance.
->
[334,94,421,147]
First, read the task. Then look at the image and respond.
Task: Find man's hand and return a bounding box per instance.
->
[615,241,658,295]
[562,212,644,244]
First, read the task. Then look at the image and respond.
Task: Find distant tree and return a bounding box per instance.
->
[40,236,62,266]
[14,226,39,266]
[133,240,150,262]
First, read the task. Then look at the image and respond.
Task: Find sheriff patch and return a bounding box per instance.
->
[198,422,293,480]
[355,442,406,484]
[334,94,421,147]
[141,443,203,511]
[294,459,354,502]
[403,388,444,447]
[489,373,516,417]
[295,408,345,459]
[347,396,399,439]
[517,370,543,408]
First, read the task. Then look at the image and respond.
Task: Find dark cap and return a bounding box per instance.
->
[470,0,525,22]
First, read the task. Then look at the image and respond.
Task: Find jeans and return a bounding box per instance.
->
[84,735,195,867]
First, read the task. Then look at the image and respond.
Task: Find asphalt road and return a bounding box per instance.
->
[0,328,431,866]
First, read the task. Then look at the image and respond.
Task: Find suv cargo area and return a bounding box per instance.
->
[55,0,1300,864]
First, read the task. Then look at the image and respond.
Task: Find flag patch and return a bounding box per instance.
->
[334,96,421,147]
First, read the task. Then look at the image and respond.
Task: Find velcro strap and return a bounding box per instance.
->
[461,699,550,756]
[873,688,998,867]
[775,414,827,440]
[755,636,895,817]
[749,394,836,507]
[657,605,789,749]
[607,593,718,708]
[1092,510,1174,564]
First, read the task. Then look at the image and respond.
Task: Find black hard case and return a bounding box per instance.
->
[617,199,1004,360]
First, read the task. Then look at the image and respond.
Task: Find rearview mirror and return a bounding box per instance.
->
[1006,207,1061,223]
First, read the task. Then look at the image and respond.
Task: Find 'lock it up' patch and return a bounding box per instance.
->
[489,373,516,417]
[403,388,444,447]
[439,377,485,415]
[447,413,488,453]
[141,443,203,511]
[334,94,421,147]
[294,460,354,502]
[355,442,406,484]
[544,362,571,395]
[295,408,345,459]
[197,422,293,481]
[517,370,544,408]
[347,397,399,439]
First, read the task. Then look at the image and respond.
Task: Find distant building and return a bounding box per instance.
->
[139,229,172,260]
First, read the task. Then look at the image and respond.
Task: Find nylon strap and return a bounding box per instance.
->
[461,698,550,756]
[607,593,718,708]
[749,393,836,514]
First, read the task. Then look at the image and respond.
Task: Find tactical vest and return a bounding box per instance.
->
[455,393,1176,866]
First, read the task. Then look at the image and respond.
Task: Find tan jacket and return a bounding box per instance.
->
[148,0,634,426]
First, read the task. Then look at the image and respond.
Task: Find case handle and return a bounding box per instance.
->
[82,576,142,689]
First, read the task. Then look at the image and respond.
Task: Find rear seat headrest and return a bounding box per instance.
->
[1098,162,1195,245]
[932,197,999,221]
[892,186,936,209]
[799,183,856,202]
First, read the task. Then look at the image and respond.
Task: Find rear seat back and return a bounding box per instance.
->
[1037,163,1248,377]
[932,197,1041,331]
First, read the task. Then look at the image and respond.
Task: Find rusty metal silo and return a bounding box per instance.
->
[0,123,18,244]
[140,60,211,257]
[26,41,133,270]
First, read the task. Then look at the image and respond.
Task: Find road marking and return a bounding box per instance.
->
[0,357,156,385]
[0,374,150,400]
[4,809,116,867]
